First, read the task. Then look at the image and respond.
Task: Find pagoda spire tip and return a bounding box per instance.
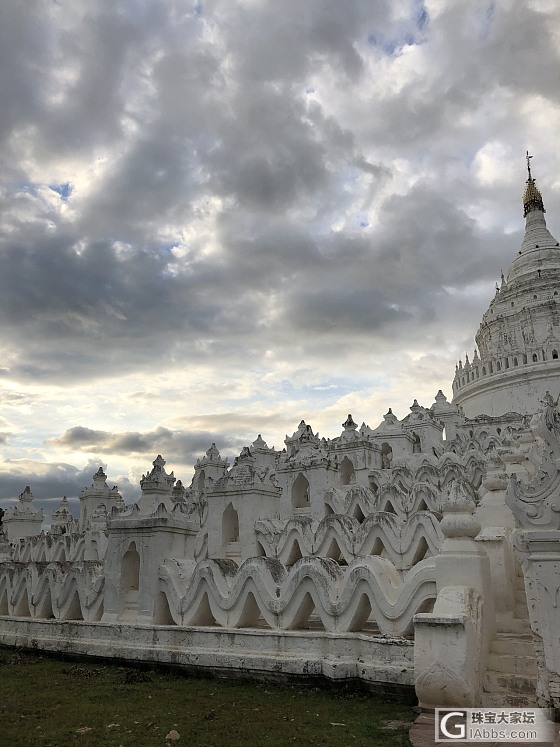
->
[523,151,545,218]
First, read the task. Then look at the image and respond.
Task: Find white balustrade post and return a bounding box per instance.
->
[414,480,495,708]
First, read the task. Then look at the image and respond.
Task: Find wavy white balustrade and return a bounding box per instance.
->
[158,555,436,636]
[255,511,443,571]
[9,531,107,564]
[0,562,105,622]
[325,465,481,521]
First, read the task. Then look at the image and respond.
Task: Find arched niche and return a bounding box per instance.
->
[381,443,393,469]
[197,469,206,496]
[122,542,140,595]
[339,456,355,486]
[292,473,310,509]
[222,503,240,545]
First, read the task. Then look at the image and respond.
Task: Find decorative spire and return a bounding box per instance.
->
[342,414,358,430]
[382,408,398,426]
[252,434,268,449]
[523,151,545,217]
[140,454,175,494]
[93,467,107,487]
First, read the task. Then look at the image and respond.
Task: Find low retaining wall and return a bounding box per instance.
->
[0,617,414,694]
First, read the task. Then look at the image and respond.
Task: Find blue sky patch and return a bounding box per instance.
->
[50,182,73,201]
[368,1,429,55]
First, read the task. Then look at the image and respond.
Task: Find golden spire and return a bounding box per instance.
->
[523,151,545,217]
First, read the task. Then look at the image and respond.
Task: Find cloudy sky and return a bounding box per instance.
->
[1,0,559,518]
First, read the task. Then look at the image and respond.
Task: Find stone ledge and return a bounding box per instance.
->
[0,617,415,691]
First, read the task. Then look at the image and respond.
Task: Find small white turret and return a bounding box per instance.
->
[50,496,76,536]
[79,468,124,531]
[3,486,44,541]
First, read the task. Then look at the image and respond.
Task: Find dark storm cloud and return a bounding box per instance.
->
[3,0,551,387]
[0,221,273,380]
[0,3,51,161]
[272,186,517,341]
[0,458,137,516]
[360,3,560,152]
[0,0,558,502]
[214,0,390,83]
[47,424,245,464]
[431,2,560,99]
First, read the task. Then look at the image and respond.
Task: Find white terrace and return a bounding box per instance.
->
[1,163,560,711]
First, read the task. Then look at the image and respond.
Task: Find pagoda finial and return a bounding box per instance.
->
[523,151,545,217]
[526,150,533,181]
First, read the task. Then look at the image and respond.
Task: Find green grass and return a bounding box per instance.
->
[0,647,414,747]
